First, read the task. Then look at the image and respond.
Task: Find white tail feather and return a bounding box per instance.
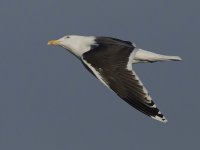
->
[133,49,182,63]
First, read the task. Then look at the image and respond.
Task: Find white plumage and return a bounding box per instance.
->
[48,35,182,123]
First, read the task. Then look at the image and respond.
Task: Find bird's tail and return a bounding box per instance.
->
[133,49,182,63]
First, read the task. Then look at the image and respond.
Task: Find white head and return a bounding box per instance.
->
[48,35,96,57]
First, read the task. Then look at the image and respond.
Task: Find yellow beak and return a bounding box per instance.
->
[47,40,60,45]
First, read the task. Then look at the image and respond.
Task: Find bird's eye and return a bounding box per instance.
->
[65,36,70,38]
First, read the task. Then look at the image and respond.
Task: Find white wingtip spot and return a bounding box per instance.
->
[152,104,157,108]
[151,115,168,123]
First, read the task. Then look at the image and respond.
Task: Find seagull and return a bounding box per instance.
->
[48,35,182,123]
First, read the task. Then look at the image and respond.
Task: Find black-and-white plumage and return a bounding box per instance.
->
[48,35,182,123]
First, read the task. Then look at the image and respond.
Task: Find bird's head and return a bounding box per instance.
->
[48,35,96,57]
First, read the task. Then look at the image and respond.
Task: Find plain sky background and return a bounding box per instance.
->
[0,0,199,150]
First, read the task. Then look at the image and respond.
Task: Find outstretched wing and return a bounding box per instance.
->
[81,37,167,123]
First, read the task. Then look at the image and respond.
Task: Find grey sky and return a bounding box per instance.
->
[0,0,199,149]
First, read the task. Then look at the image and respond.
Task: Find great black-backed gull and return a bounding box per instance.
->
[48,35,182,123]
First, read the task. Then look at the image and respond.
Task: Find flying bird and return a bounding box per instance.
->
[48,35,181,123]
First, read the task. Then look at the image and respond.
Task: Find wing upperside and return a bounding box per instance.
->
[81,43,167,123]
[81,58,111,89]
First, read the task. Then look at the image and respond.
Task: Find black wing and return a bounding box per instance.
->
[82,37,167,123]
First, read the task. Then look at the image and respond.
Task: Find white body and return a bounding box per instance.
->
[48,35,182,123]
[50,35,182,63]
